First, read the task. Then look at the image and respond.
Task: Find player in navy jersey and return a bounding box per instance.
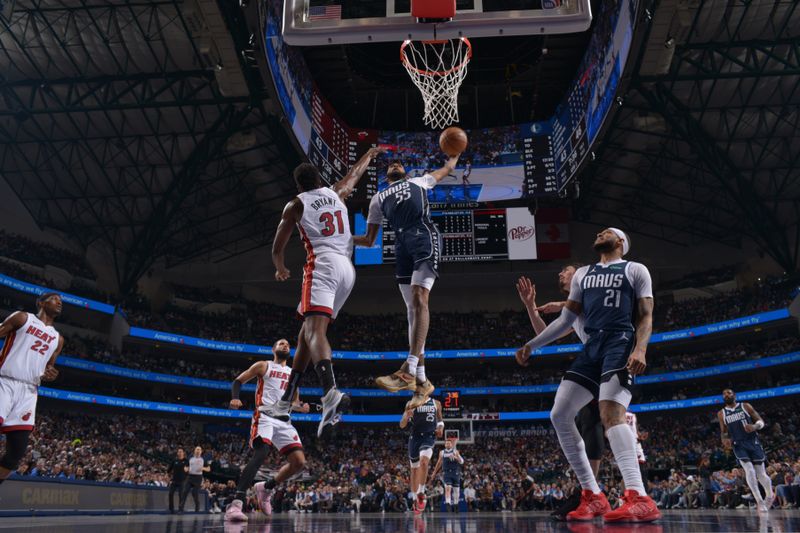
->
[354,153,460,409]
[718,388,773,512]
[516,228,660,522]
[430,436,464,512]
[400,396,444,515]
[515,265,606,521]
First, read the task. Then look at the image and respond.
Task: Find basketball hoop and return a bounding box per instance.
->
[400,38,472,130]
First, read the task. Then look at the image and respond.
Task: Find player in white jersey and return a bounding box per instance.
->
[0,292,63,486]
[269,147,385,437]
[225,338,310,521]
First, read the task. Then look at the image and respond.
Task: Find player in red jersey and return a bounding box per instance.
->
[0,293,63,485]
[268,147,385,437]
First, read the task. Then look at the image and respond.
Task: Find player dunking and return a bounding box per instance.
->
[718,388,773,512]
[430,436,464,512]
[400,396,444,515]
[225,339,311,521]
[0,293,63,485]
[354,154,460,408]
[515,266,606,521]
[517,228,661,522]
[268,147,385,436]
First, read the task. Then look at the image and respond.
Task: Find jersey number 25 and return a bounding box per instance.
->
[319,211,345,236]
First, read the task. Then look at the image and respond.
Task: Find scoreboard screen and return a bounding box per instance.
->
[354,207,538,265]
[441,390,462,418]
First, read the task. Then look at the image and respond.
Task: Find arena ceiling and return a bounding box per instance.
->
[1,0,798,298]
[576,0,800,273]
[0,0,301,293]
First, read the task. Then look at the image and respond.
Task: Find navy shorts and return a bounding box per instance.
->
[395,225,441,285]
[408,432,436,462]
[564,330,635,397]
[733,439,766,464]
[443,474,461,486]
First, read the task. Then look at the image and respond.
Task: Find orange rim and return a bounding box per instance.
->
[400,37,472,77]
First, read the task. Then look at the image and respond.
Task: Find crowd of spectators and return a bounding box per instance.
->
[6,400,800,513]
[0,230,95,279]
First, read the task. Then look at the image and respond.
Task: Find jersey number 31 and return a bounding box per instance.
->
[319,211,345,236]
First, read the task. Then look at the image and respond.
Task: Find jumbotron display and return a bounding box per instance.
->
[263,0,638,202]
[354,207,538,265]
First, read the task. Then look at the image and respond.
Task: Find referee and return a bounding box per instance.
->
[179,446,210,513]
[168,448,188,513]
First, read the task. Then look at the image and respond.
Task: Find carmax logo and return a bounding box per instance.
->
[508,226,535,241]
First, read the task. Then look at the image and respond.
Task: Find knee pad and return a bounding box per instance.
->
[0,430,30,471]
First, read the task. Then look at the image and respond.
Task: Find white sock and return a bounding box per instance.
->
[416,365,426,383]
[755,463,773,501]
[742,461,764,503]
[550,381,600,494]
[607,423,646,496]
[445,494,451,505]
[406,355,419,376]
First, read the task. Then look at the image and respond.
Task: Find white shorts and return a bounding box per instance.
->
[298,252,355,320]
[0,378,37,432]
[250,412,303,455]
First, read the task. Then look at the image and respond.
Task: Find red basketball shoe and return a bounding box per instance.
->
[604,490,661,522]
[566,490,611,521]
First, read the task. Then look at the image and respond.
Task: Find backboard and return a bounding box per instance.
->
[282,0,593,46]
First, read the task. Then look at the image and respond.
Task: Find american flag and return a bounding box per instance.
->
[308,4,342,20]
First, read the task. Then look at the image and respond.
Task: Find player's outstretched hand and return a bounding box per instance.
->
[368,146,388,158]
[275,267,291,281]
[626,348,647,375]
[229,399,243,409]
[516,277,536,308]
[41,366,59,382]
[300,402,311,413]
[515,345,531,367]
[536,301,565,314]
[722,438,732,450]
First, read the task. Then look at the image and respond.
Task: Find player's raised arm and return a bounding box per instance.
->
[230,361,266,409]
[353,193,382,247]
[517,277,547,335]
[627,263,654,376]
[272,199,303,282]
[435,400,444,438]
[742,403,766,433]
[718,410,732,449]
[427,155,460,183]
[332,147,386,201]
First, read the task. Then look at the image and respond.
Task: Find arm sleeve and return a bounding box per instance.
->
[409,174,437,190]
[366,194,383,225]
[627,262,653,299]
[524,307,579,351]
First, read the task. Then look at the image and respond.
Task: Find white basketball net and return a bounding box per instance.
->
[401,38,472,130]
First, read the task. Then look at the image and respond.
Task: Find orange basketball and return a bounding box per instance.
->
[439,126,468,156]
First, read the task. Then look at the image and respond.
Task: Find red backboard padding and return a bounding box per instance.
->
[411,0,456,19]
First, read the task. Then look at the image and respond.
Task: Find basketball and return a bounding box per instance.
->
[439,127,468,156]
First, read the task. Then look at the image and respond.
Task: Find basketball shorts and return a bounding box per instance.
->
[297,252,355,320]
[250,412,303,455]
[564,330,635,397]
[0,377,37,432]
[733,439,766,464]
[444,474,461,486]
[395,225,441,287]
[408,432,436,462]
